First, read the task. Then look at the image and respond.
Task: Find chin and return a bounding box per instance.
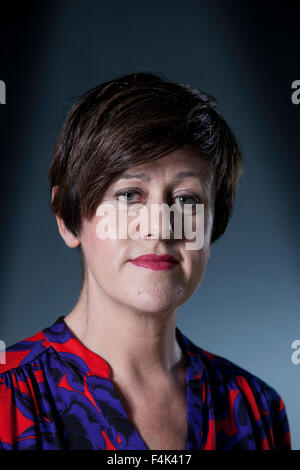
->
[127,286,186,314]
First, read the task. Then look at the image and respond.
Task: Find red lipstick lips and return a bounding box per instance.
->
[129,253,179,271]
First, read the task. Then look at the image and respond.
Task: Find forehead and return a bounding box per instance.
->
[116,147,213,182]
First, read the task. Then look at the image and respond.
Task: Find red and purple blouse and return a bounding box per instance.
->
[0,315,291,450]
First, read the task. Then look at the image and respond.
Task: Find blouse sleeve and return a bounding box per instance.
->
[0,369,37,450]
[0,374,15,450]
[269,391,291,449]
[251,377,292,449]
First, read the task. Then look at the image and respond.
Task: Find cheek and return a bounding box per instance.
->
[89,236,119,262]
[192,251,209,276]
[182,249,210,295]
[183,204,213,251]
[182,207,212,276]
[80,218,123,276]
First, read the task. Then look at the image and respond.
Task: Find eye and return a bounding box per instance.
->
[175,194,200,207]
[114,190,201,208]
[174,194,202,215]
[115,190,141,203]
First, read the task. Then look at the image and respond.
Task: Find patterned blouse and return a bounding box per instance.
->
[0,315,291,450]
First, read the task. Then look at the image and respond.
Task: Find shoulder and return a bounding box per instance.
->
[0,327,55,449]
[0,327,52,376]
[180,330,291,448]
[181,330,281,399]
[201,346,280,397]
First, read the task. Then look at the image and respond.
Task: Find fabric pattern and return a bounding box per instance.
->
[0,316,291,450]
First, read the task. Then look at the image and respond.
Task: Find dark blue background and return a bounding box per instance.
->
[0,0,299,448]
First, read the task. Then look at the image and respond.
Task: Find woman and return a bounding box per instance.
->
[0,71,291,450]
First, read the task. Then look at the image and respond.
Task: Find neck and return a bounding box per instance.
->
[64,280,185,387]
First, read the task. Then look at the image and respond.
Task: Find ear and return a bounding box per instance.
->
[51,185,58,204]
[52,185,80,248]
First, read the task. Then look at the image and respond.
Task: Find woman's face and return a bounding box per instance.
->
[70,147,215,315]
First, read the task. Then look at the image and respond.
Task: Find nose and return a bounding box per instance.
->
[146,203,175,240]
[132,197,177,241]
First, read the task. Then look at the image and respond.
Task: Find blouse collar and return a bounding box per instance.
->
[43,315,204,384]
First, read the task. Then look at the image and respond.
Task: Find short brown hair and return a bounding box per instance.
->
[49,71,244,270]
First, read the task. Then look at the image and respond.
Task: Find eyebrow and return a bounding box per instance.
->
[118,170,205,182]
